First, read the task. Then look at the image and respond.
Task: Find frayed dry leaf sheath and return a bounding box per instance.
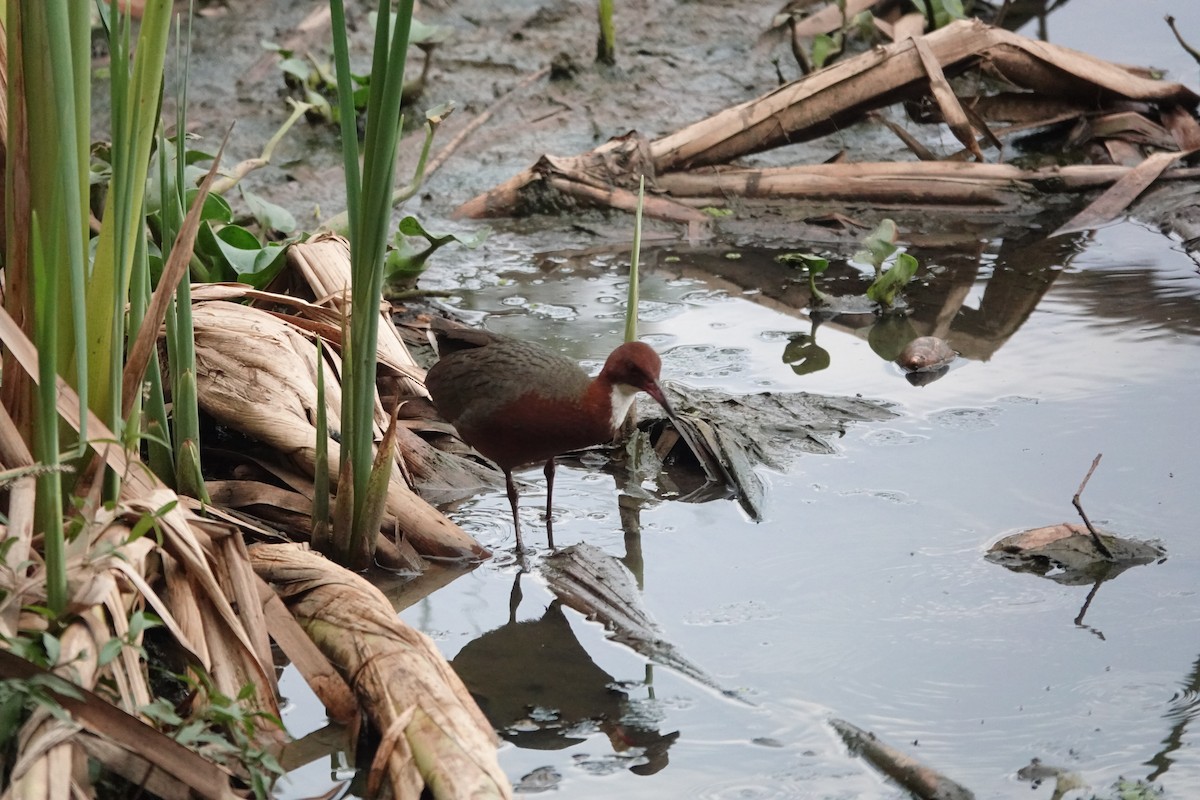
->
[251,544,511,800]
[288,233,428,396]
[192,300,487,562]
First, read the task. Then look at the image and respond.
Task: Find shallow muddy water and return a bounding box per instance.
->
[277,212,1200,799]
[166,0,1200,796]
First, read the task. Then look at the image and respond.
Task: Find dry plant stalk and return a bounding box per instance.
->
[191,300,488,562]
[0,302,282,797]
[251,543,511,800]
[458,19,1200,226]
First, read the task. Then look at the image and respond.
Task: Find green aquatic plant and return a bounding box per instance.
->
[776,251,832,306]
[854,219,919,310]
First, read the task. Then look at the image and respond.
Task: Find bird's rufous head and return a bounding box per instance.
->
[601,341,673,414]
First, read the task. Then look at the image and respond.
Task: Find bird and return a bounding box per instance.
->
[425,323,673,552]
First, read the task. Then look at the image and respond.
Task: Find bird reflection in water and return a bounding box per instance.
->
[451,592,679,776]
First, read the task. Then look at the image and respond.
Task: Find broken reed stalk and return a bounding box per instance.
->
[1072,452,1114,560]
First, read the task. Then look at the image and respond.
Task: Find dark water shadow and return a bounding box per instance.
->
[451,582,679,775]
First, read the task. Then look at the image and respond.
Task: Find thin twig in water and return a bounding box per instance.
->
[1072,453,1114,560]
[1166,16,1200,67]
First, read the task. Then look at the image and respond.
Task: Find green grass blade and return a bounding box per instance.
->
[86,0,172,436]
[311,338,331,553]
[30,213,66,617]
[334,0,415,567]
[327,0,361,234]
[624,175,645,343]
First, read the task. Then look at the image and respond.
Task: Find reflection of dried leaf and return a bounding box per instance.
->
[543,543,746,700]
[987,523,1165,585]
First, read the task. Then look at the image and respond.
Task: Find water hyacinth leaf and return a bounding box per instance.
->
[278,56,313,85]
[410,18,453,45]
[425,102,454,124]
[304,89,334,122]
[777,252,830,305]
[196,222,288,287]
[867,252,919,308]
[145,145,214,218]
[811,33,843,70]
[185,188,234,224]
[911,0,967,28]
[241,187,297,235]
[395,213,491,247]
[853,218,900,275]
[385,215,489,282]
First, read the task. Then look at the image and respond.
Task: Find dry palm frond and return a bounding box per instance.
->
[288,233,428,395]
[251,543,511,800]
[0,302,280,795]
[191,300,487,563]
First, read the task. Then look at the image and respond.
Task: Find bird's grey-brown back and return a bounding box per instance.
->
[425,338,592,431]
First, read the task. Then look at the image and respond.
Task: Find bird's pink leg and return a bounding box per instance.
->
[544,457,556,550]
[504,468,524,553]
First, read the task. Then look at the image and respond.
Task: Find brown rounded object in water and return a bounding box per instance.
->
[896,336,957,372]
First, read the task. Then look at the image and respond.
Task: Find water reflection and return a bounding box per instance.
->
[414,208,1200,795]
[1149,652,1200,781]
[450,587,679,775]
[512,212,1200,386]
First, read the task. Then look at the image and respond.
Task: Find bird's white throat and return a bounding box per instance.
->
[608,383,642,430]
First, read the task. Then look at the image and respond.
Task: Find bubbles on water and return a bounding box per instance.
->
[638,299,688,322]
[526,302,578,321]
[665,343,751,379]
[838,488,915,505]
[513,766,561,794]
[683,600,779,626]
[862,428,928,446]
[596,298,686,323]
[572,750,641,776]
[680,288,732,304]
[930,407,1000,430]
[501,295,527,307]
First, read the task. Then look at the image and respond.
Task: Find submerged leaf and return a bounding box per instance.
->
[987,523,1165,584]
